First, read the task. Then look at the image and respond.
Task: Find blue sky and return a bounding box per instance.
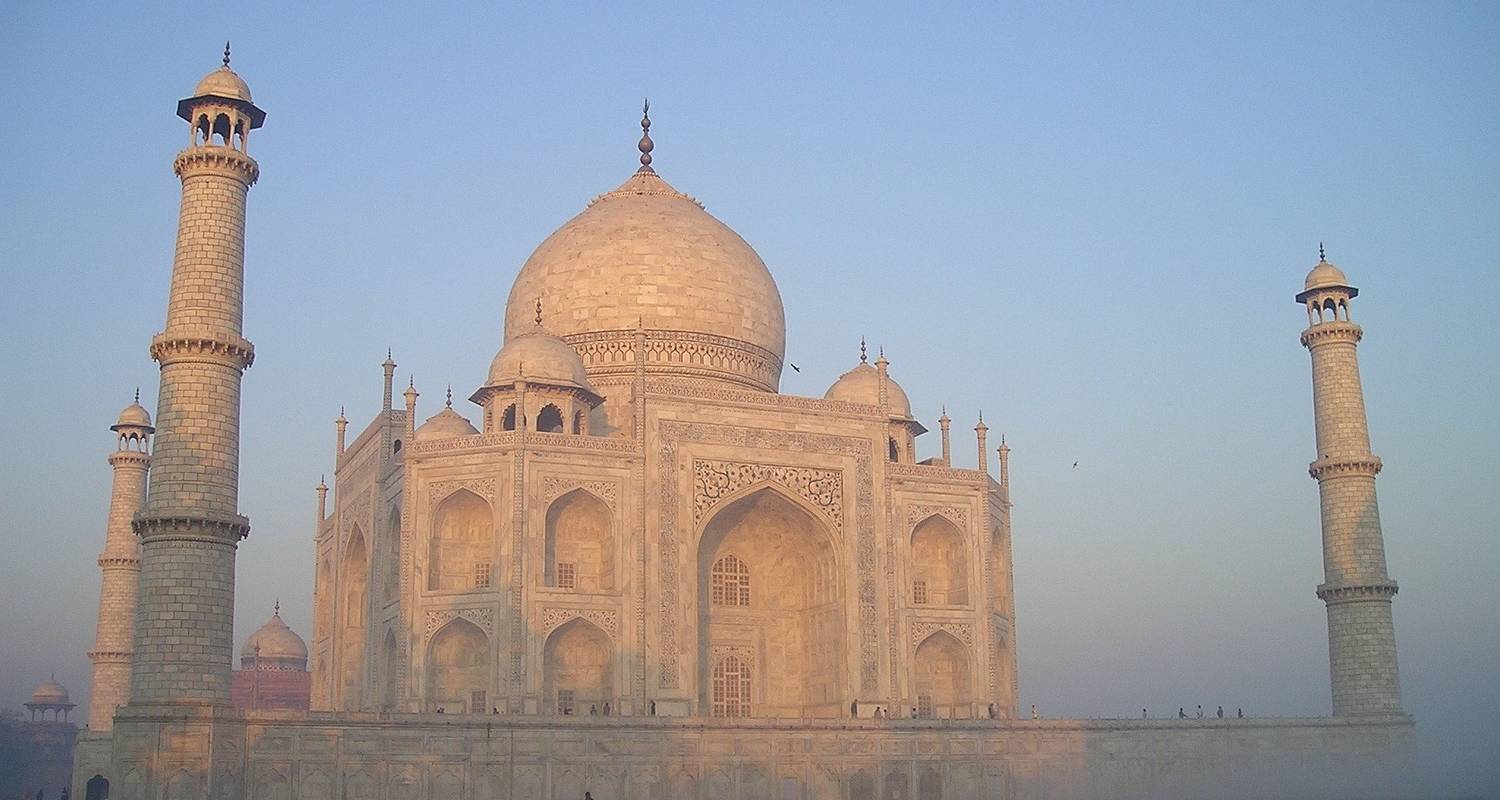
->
[2,2,1497,793]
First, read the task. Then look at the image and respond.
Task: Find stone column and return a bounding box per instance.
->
[1298,258,1402,716]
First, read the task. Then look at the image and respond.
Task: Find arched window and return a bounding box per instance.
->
[573,410,585,435]
[537,404,564,433]
[889,437,900,462]
[711,655,751,717]
[501,404,517,431]
[711,554,751,606]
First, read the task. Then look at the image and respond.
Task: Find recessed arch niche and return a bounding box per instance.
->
[911,515,968,606]
[544,489,613,591]
[339,528,369,711]
[542,617,613,714]
[426,618,488,713]
[427,489,493,591]
[696,486,844,718]
[913,630,971,719]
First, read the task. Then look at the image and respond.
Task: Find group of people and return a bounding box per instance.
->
[1166,705,1243,720]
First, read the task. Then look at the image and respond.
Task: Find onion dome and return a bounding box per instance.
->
[30,677,69,705]
[825,345,913,418]
[502,107,786,392]
[415,389,480,442]
[486,327,595,392]
[240,605,309,670]
[1296,244,1358,302]
[111,394,153,433]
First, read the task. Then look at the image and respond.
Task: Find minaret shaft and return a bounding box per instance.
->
[130,127,259,707]
[1301,276,1401,716]
[87,447,149,729]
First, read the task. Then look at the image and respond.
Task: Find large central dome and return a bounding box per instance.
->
[503,167,786,392]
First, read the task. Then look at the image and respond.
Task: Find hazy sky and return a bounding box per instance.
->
[2,2,1496,794]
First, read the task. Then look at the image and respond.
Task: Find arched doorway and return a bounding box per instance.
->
[383,505,401,601]
[339,530,369,711]
[697,487,844,718]
[85,774,109,800]
[542,618,613,714]
[913,630,971,719]
[382,629,400,710]
[544,489,613,591]
[427,490,493,591]
[911,515,968,606]
[426,619,488,713]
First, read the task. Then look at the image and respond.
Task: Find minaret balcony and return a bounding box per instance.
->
[1308,455,1382,480]
[1300,320,1364,347]
[1316,580,1399,605]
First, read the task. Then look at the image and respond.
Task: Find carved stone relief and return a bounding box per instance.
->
[542,477,619,507]
[911,620,975,651]
[428,478,496,505]
[423,607,494,640]
[692,460,843,528]
[540,606,619,639]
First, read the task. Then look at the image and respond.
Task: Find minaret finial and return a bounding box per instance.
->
[446,384,453,407]
[223,41,231,68]
[859,337,868,364]
[273,598,279,615]
[1319,242,1326,262]
[134,387,140,403]
[638,99,654,171]
[535,298,543,327]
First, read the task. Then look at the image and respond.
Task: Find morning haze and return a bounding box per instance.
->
[0,3,1495,798]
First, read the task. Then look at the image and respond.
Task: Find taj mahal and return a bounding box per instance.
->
[69,51,1415,799]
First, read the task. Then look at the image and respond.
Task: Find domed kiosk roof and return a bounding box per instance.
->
[112,393,154,431]
[824,345,913,419]
[29,677,69,705]
[415,393,480,442]
[193,65,253,104]
[501,107,786,392]
[241,605,308,667]
[1296,245,1358,302]
[487,321,595,392]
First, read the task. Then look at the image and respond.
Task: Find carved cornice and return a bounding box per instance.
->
[709,644,755,666]
[133,511,249,543]
[408,429,638,456]
[1309,455,1382,480]
[692,460,843,528]
[423,607,494,640]
[566,328,783,393]
[644,379,885,418]
[1317,581,1398,604]
[149,332,255,371]
[1300,321,1363,348]
[97,555,141,569]
[174,147,259,184]
[540,606,619,639]
[888,462,988,484]
[88,650,131,663]
[912,620,975,651]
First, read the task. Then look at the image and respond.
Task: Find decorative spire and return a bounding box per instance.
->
[940,405,950,422]
[134,387,140,404]
[859,337,868,364]
[445,384,453,407]
[337,405,345,420]
[1319,242,1326,263]
[638,99,654,172]
[875,346,889,369]
[223,41,231,68]
[273,598,280,616]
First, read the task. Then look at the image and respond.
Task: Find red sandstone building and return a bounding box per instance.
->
[230,605,311,712]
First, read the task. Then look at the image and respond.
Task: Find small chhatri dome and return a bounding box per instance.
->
[502,105,786,393]
[30,676,70,705]
[240,605,309,668]
[1298,243,1358,303]
[415,403,479,442]
[486,325,595,392]
[178,42,266,128]
[825,344,913,418]
[112,393,153,431]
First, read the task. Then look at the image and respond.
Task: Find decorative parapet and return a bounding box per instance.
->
[887,462,988,485]
[1317,581,1399,605]
[1309,455,1382,480]
[149,332,255,370]
[645,379,888,419]
[174,146,259,184]
[407,430,639,456]
[1300,321,1363,348]
[133,510,250,543]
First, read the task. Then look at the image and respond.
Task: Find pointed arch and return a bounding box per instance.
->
[697,485,844,718]
[542,617,613,714]
[501,404,517,431]
[339,528,369,710]
[382,629,399,710]
[383,505,401,601]
[426,618,488,713]
[914,630,972,719]
[427,489,493,591]
[544,488,613,591]
[911,514,968,606]
[536,403,564,433]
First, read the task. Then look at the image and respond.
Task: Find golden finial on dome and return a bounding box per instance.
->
[223,41,231,68]
[638,99,655,172]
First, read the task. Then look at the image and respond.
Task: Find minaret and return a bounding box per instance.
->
[939,407,952,465]
[335,406,348,455]
[1297,246,1402,716]
[86,394,153,729]
[975,412,989,474]
[128,47,265,706]
[997,435,1010,489]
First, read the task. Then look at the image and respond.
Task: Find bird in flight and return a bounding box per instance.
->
[789,363,801,372]
[1072,461,1079,469]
